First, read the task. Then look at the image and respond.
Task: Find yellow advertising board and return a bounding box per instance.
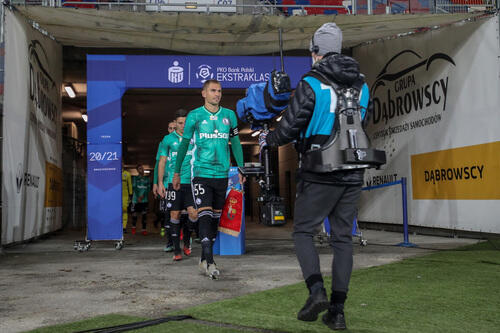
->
[44,161,63,207]
[411,142,500,200]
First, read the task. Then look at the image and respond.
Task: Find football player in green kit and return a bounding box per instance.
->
[131,164,151,235]
[158,109,197,261]
[152,121,176,199]
[173,79,245,279]
[153,121,176,251]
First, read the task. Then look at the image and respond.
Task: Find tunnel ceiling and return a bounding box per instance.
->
[15,6,485,55]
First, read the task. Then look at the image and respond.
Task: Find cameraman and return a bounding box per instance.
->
[261,23,370,330]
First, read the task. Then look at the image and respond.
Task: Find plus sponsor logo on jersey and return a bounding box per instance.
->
[170,149,191,157]
[199,129,229,140]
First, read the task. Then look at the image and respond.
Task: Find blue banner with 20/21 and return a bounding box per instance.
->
[87,143,122,241]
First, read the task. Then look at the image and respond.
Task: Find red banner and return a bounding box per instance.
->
[219,188,243,237]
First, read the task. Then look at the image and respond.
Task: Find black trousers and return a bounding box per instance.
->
[293,179,362,293]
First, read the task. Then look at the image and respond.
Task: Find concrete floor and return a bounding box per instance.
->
[0,220,479,333]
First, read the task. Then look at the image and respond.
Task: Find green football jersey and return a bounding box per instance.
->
[154,137,170,185]
[153,139,169,185]
[159,131,193,184]
[132,175,151,204]
[183,106,238,178]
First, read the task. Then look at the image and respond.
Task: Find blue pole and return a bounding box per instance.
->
[402,177,409,243]
[397,177,417,247]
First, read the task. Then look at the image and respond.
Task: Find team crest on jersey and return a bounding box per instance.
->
[167,202,172,208]
[222,118,229,125]
[210,115,218,120]
[196,198,202,205]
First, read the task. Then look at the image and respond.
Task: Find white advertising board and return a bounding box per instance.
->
[354,16,500,233]
[2,9,63,244]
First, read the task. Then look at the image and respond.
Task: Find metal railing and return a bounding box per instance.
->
[11,1,352,15]
[7,0,499,17]
[434,0,497,13]
[362,177,417,247]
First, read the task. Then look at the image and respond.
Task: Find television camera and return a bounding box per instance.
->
[236,30,290,226]
[238,115,287,226]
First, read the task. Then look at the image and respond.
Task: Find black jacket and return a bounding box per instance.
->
[266,53,366,185]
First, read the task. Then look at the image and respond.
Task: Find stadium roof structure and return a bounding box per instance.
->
[13,6,492,54]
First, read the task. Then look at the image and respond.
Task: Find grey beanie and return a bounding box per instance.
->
[309,23,343,56]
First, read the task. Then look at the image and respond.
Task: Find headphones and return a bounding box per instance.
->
[310,33,319,54]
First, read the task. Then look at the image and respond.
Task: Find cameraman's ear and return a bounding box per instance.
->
[311,53,322,66]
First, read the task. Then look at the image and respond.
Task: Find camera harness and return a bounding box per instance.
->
[300,68,386,173]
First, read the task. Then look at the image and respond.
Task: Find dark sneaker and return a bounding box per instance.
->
[322,311,347,330]
[297,288,329,321]
[207,263,220,280]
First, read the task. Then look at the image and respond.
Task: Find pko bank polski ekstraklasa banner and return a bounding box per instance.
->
[2,8,63,245]
[354,16,500,233]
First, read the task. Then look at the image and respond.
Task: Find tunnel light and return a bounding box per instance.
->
[144,170,151,174]
[65,84,76,98]
[185,2,197,9]
[251,130,261,137]
[81,114,88,122]
[276,115,283,122]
